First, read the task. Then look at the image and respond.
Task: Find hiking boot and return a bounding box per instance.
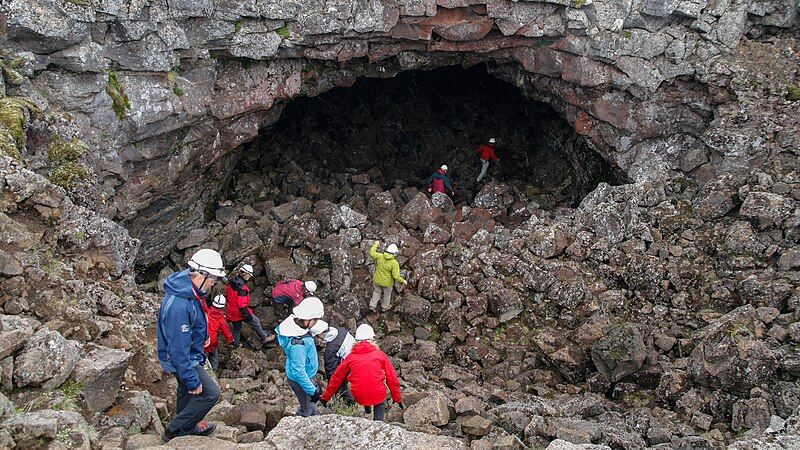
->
[190,421,216,437]
[162,427,179,442]
[364,405,373,414]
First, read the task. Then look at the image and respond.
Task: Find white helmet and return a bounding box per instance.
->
[187,249,226,278]
[304,280,317,293]
[489,138,496,144]
[309,320,329,336]
[355,324,375,341]
[386,243,399,254]
[212,294,227,308]
[241,264,254,276]
[440,164,448,171]
[293,297,324,320]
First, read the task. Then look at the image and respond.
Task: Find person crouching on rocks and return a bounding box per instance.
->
[311,321,356,405]
[319,324,403,421]
[271,278,317,315]
[158,249,225,441]
[226,263,275,347]
[205,294,233,372]
[426,164,455,197]
[276,297,325,417]
[368,241,407,312]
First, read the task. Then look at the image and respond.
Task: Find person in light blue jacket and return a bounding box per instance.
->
[157,249,226,441]
[275,297,325,417]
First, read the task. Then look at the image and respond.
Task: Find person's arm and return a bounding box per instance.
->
[320,357,350,402]
[369,242,381,260]
[381,352,403,404]
[391,261,406,285]
[222,321,234,343]
[443,176,452,191]
[288,342,317,395]
[165,303,202,390]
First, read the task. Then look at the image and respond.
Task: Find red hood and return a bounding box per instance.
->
[351,341,377,354]
[436,168,447,175]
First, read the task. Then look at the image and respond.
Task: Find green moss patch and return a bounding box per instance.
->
[47,137,87,164]
[49,161,89,189]
[106,69,131,119]
[276,26,291,39]
[787,84,800,101]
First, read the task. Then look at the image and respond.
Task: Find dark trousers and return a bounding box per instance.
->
[207,350,219,372]
[288,379,319,417]
[273,296,294,315]
[373,402,386,421]
[231,315,268,346]
[169,366,220,435]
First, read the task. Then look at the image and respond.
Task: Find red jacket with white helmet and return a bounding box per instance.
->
[476,144,499,161]
[320,341,402,407]
[225,275,252,322]
[271,279,306,306]
[204,307,233,353]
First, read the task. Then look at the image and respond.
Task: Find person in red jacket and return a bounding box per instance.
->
[425,165,455,196]
[475,137,500,182]
[205,295,233,371]
[271,279,317,314]
[226,264,274,347]
[318,324,403,421]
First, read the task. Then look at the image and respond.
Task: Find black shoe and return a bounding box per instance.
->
[190,422,216,436]
[364,406,372,414]
[162,427,179,442]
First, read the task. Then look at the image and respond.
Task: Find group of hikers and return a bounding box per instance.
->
[425,138,500,196]
[157,239,409,440]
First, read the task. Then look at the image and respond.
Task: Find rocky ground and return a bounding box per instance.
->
[0,0,799,449]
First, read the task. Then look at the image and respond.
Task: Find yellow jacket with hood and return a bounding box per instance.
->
[369,242,406,287]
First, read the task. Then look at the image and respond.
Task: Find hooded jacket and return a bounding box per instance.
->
[369,242,406,287]
[271,279,305,306]
[320,341,402,407]
[323,327,356,379]
[225,275,252,322]
[205,307,233,354]
[276,315,319,395]
[477,144,499,161]
[157,269,208,390]
[425,169,452,194]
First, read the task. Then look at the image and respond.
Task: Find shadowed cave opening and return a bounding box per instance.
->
[230,64,625,210]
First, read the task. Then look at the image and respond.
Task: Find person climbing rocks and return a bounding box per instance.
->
[319,324,403,421]
[204,294,233,372]
[426,164,455,196]
[313,322,357,405]
[271,278,317,315]
[368,241,407,312]
[275,297,326,417]
[226,263,275,347]
[157,249,225,441]
[476,138,500,182]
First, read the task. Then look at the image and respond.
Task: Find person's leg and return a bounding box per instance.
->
[230,321,242,347]
[339,380,355,405]
[168,366,221,435]
[244,314,269,340]
[381,286,392,310]
[476,159,489,182]
[369,284,382,310]
[373,402,386,421]
[274,296,294,316]
[207,350,218,372]
[288,379,318,417]
[173,374,189,417]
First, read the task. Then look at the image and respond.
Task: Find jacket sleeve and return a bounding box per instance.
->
[443,176,452,190]
[369,242,381,260]
[391,261,406,284]
[165,303,201,390]
[321,357,350,402]
[491,148,499,161]
[206,322,218,351]
[324,345,341,379]
[425,174,434,186]
[222,321,234,343]
[288,342,317,395]
[381,352,402,403]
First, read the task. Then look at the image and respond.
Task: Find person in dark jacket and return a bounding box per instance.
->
[226,264,274,347]
[319,324,403,421]
[426,164,455,196]
[157,249,225,441]
[311,323,356,404]
[476,138,500,182]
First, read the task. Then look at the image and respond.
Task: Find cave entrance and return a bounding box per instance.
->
[233,64,624,211]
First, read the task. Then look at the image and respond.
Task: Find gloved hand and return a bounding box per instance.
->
[309,388,322,403]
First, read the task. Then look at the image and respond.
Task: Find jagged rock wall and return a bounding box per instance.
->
[2,0,797,262]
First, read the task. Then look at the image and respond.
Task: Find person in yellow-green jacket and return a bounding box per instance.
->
[368,241,407,312]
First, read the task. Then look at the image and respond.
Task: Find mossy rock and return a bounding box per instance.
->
[0,127,22,161]
[49,161,89,189]
[106,69,131,120]
[0,97,37,147]
[787,84,800,101]
[47,137,87,164]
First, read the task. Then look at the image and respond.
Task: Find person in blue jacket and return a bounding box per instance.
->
[157,249,226,441]
[275,296,325,417]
